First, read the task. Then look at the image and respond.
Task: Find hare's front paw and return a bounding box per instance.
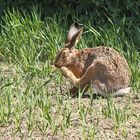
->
[60,67,68,77]
[61,67,79,86]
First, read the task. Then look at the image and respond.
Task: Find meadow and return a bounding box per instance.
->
[0,7,140,139]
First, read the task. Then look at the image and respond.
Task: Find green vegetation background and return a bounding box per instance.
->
[0,1,139,138]
[0,0,140,86]
[0,0,139,83]
[0,0,139,48]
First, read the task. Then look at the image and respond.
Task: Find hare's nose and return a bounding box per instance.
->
[54,63,59,67]
[53,62,60,68]
[51,61,58,67]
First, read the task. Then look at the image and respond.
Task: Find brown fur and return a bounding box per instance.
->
[54,23,132,96]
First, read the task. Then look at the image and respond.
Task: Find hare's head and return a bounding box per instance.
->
[54,22,83,68]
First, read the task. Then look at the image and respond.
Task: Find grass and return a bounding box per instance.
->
[0,9,140,139]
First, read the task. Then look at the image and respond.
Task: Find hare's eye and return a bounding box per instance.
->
[62,51,67,56]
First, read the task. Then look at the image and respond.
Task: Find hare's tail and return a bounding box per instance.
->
[113,87,131,97]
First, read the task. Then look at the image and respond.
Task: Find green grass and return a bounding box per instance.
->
[0,9,139,139]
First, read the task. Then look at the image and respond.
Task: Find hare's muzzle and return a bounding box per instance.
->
[51,61,58,67]
[51,61,59,68]
[54,63,59,68]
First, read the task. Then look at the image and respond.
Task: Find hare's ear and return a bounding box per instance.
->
[65,22,83,49]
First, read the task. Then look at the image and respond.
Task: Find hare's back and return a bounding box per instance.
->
[91,46,123,58]
[82,46,131,75]
[91,47,129,69]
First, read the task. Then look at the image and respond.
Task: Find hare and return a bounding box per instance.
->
[54,22,132,97]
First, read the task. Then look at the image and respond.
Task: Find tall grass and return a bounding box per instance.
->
[0,9,65,72]
[0,8,139,139]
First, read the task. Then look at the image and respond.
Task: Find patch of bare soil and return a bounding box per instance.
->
[0,64,139,140]
[0,92,139,140]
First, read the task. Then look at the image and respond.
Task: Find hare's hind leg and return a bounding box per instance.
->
[92,80,108,97]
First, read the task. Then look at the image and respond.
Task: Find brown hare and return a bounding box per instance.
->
[54,22,132,97]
